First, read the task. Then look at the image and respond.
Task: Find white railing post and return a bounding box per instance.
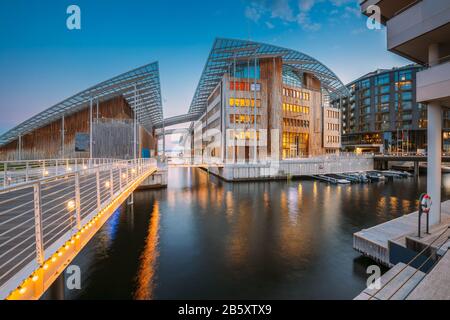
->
[4,163,7,187]
[110,168,114,199]
[74,172,81,230]
[33,183,45,265]
[25,161,29,182]
[96,168,101,211]
[119,167,123,191]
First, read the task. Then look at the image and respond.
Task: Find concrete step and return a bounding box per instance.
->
[354,263,425,300]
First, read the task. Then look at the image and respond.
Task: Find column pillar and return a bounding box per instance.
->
[427,43,442,225]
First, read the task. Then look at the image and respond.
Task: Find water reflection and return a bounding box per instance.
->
[134,201,160,300]
[69,169,450,300]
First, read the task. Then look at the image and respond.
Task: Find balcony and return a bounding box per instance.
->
[360,0,418,24]
[417,61,450,107]
[386,0,450,64]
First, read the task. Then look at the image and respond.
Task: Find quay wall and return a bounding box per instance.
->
[205,156,374,181]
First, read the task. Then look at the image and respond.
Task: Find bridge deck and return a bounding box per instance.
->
[0,158,157,300]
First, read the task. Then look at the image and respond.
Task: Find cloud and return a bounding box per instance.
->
[245,5,262,22]
[243,0,359,31]
[265,21,275,29]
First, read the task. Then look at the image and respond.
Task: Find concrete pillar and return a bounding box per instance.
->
[427,43,442,225]
[414,161,419,178]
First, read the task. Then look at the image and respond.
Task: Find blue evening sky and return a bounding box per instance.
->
[0,0,410,134]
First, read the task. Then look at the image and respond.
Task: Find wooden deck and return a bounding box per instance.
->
[407,250,450,300]
[353,200,450,266]
[354,263,426,300]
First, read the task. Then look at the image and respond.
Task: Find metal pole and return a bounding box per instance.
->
[254,55,257,163]
[96,168,101,211]
[61,115,65,159]
[74,172,81,230]
[110,168,114,199]
[33,183,44,265]
[162,118,166,160]
[18,134,22,161]
[89,98,93,159]
[134,84,137,160]
[96,98,99,122]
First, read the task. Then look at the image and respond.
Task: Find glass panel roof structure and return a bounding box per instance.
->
[0,62,163,146]
[188,38,349,118]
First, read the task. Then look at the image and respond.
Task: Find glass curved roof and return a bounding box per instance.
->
[0,62,163,146]
[188,38,349,117]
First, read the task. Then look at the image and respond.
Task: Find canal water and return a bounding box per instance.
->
[65,168,450,300]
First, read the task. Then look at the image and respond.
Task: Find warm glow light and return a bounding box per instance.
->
[83,165,87,170]
[32,275,39,282]
[57,252,62,257]
[19,287,26,294]
[43,264,49,270]
[43,170,49,176]
[67,167,72,172]
[131,169,136,174]
[51,257,56,262]
[65,245,69,250]
[122,173,127,179]
[105,181,110,188]
[67,200,75,211]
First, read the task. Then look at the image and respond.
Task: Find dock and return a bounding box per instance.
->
[353,200,450,266]
[354,263,426,300]
[406,250,450,300]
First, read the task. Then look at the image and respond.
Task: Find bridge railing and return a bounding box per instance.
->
[0,158,157,298]
[0,158,123,189]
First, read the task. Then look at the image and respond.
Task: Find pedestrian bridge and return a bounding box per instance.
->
[0,158,158,300]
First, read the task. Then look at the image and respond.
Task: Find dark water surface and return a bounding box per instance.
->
[65,168,450,300]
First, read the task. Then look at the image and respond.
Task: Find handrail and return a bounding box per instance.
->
[0,158,125,189]
[0,158,157,299]
[366,225,450,300]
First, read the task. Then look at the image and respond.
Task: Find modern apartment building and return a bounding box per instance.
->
[190,38,345,164]
[335,65,425,153]
[360,0,450,224]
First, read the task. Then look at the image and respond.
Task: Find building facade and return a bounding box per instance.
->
[335,64,450,154]
[190,40,346,165]
[0,62,163,161]
[360,0,450,224]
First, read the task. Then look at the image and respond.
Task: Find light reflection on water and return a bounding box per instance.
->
[66,169,450,300]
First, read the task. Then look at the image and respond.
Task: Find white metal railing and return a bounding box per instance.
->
[0,158,157,297]
[0,158,122,189]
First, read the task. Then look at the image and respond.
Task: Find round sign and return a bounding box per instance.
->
[420,194,432,214]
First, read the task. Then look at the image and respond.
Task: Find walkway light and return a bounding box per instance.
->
[51,257,56,262]
[32,275,39,282]
[67,200,75,211]
[19,287,26,295]
[43,264,49,270]
[57,251,62,257]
